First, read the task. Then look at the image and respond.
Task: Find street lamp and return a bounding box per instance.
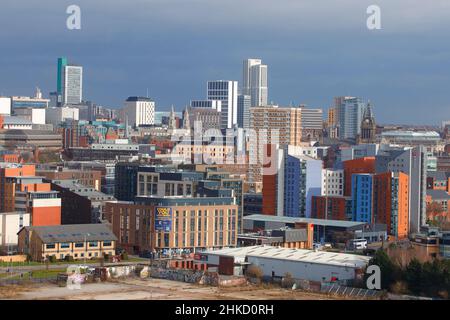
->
[83,233,93,265]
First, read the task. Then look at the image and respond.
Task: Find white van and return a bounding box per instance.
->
[350,239,368,250]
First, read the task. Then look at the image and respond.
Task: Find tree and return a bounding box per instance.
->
[120,251,128,260]
[366,249,400,290]
[390,281,408,295]
[426,202,446,227]
[282,272,295,288]
[404,258,423,295]
[245,265,264,279]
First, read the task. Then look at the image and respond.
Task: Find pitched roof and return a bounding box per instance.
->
[428,171,449,181]
[427,189,450,200]
[23,224,117,243]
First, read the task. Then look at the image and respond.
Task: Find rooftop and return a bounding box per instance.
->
[381,131,441,138]
[21,224,117,243]
[136,196,236,207]
[204,245,370,268]
[427,189,450,200]
[428,171,450,181]
[244,214,367,229]
[52,179,115,200]
[2,116,33,125]
[126,96,154,102]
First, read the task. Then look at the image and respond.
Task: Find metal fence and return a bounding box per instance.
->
[320,283,381,298]
[0,276,58,286]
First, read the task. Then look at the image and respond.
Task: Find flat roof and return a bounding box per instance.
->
[381,130,440,137]
[244,214,366,228]
[204,245,370,268]
[136,196,236,207]
[52,179,115,199]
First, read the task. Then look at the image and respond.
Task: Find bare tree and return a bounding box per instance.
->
[426,202,446,226]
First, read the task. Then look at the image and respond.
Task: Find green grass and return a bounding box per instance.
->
[126,257,148,262]
[0,261,42,267]
[31,269,65,278]
[0,255,143,267]
[1,269,66,281]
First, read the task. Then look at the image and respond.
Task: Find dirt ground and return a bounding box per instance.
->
[1,278,342,300]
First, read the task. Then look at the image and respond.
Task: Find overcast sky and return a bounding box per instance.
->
[0,0,449,124]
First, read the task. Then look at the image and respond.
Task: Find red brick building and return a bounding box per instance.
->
[311,196,348,220]
[343,157,376,196]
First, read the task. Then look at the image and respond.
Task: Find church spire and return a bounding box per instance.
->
[169,105,177,130]
[182,106,190,130]
[359,101,376,143]
[363,100,374,120]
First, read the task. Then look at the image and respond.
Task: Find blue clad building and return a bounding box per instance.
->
[284,154,322,218]
[351,173,373,223]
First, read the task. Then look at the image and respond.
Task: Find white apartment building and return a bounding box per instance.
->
[0,97,11,115]
[123,96,155,127]
[0,212,30,251]
[321,169,344,196]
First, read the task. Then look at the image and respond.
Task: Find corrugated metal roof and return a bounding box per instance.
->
[204,245,370,268]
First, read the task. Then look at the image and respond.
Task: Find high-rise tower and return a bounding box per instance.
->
[56,57,83,106]
[243,58,268,107]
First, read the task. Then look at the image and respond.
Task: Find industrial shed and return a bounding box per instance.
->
[202,245,370,283]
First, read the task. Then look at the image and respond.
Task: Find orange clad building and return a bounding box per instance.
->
[0,154,20,163]
[0,164,36,212]
[0,164,61,226]
[373,172,409,239]
[343,157,376,196]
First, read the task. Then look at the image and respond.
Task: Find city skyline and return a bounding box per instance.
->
[0,0,450,125]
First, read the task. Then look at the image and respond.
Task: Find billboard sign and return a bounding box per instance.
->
[154,207,172,232]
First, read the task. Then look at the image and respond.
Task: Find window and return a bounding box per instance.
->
[103,241,112,247]
[46,244,55,249]
[164,233,170,247]
[165,184,171,196]
[60,243,70,249]
[75,242,84,248]
[177,184,184,195]
[89,241,98,247]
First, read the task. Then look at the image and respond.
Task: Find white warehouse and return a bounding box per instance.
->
[202,245,370,283]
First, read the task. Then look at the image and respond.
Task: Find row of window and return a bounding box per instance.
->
[45,241,112,250]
